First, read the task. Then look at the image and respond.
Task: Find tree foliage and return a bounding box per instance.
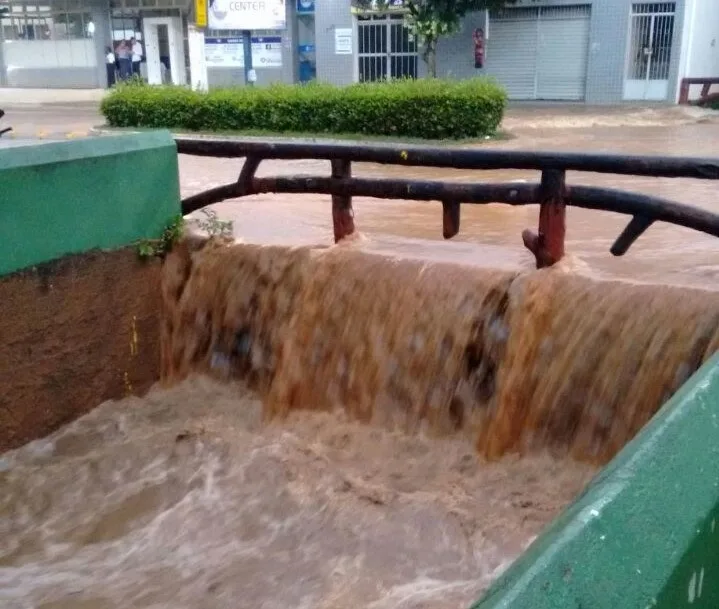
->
[352,0,517,76]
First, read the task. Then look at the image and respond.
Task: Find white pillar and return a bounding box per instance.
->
[188,25,209,92]
[168,17,187,86]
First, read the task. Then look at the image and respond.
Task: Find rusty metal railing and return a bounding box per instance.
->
[176,137,719,269]
[0,109,11,137]
[678,77,719,106]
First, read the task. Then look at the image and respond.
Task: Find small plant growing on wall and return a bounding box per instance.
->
[196,208,234,239]
[136,215,185,260]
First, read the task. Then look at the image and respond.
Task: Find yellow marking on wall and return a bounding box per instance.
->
[130,315,139,356]
[124,371,134,395]
[195,0,207,27]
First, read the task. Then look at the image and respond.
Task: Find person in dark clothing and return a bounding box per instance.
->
[473,28,485,69]
[116,40,131,80]
[105,46,116,87]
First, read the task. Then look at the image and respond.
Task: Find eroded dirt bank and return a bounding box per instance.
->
[0,248,162,452]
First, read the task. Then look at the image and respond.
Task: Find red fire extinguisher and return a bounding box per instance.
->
[473,28,485,69]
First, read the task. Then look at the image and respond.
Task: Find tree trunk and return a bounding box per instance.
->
[423,39,438,78]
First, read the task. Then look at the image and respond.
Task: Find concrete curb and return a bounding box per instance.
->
[472,353,719,609]
[89,126,506,148]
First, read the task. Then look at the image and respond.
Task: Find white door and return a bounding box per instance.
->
[142,17,187,86]
[143,22,162,85]
[623,2,676,100]
[486,5,590,101]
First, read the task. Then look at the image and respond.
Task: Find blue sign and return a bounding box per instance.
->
[298,43,315,53]
[297,0,314,13]
[206,36,282,45]
[253,36,282,45]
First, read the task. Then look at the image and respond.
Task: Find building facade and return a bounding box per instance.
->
[0,0,716,104]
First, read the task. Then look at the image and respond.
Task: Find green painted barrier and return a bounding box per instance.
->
[0,131,180,276]
[472,354,719,609]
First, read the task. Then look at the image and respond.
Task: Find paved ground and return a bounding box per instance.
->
[0,103,102,140]
[1,98,716,141]
[0,88,106,105]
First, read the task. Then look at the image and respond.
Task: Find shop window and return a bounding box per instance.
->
[0,1,95,40]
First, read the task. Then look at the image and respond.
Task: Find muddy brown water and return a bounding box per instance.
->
[3,116,719,608]
[0,377,596,609]
[181,120,719,289]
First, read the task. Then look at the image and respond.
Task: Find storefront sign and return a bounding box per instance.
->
[195,0,208,27]
[205,36,282,68]
[207,0,286,31]
[334,28,352,55]
[296,0,314,14]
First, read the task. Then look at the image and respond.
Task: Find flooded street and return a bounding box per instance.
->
[2,105,719,609]
[181,107,719,289]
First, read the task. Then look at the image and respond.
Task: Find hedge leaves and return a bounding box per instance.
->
[101,79,506,140]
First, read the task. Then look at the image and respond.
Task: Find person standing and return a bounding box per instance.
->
[116,40,131,80]
[105,46,116,87]
[473,28,485,69]
[131,37,143,78]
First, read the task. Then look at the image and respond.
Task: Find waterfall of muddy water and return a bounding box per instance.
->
[3,237,718,609]
[164,237,719,464]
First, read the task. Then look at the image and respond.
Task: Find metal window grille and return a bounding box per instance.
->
[631,3,676,15]
[491,5,591,20]
[627,2,675,81]
[357,13,417,82]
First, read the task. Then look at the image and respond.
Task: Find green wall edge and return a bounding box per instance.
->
[0,131,180,276]
[471,353,719,609]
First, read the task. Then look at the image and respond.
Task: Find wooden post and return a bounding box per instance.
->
[522,169,566,268]
[442,200,461,239]
[330,159,355,243]
[238,155,261,188]
[679,78,690,105]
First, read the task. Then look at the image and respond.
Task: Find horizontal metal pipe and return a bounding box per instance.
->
[182,182,246,214]
[253,176,540,205]
[180,175,719,245]
[175,137,719,180]
[180,177,539,215]
[568,185,719,238]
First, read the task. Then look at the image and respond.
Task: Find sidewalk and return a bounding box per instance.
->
[503,103,718,130]
[0,88,107,106]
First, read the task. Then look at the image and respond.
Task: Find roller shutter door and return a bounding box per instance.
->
[536,6,591,100]
[484,8,539,100]
[486,5,591,101]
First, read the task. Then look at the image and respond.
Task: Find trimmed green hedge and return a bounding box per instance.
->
[100,79,507,140]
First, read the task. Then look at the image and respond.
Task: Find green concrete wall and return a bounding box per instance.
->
[471,354,719,609]
[0,131,180,276]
